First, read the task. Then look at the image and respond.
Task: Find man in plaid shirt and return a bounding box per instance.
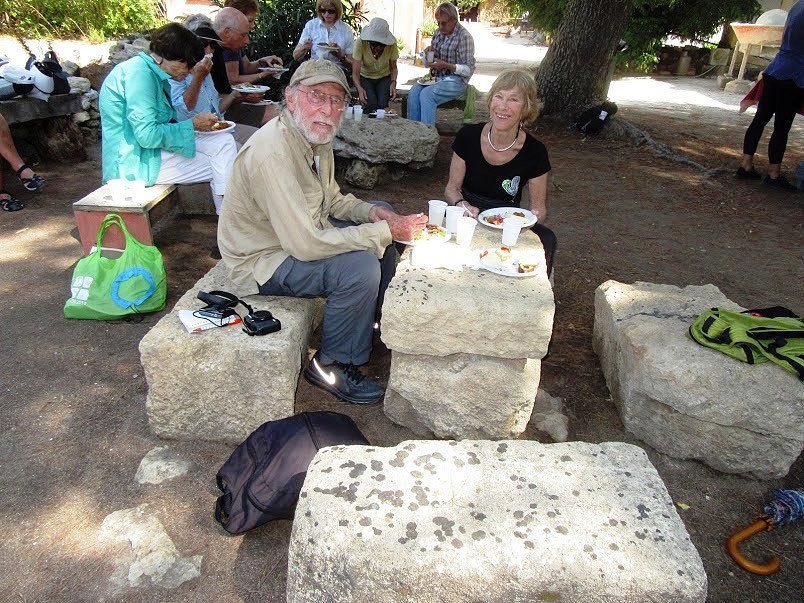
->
[409,2,475,125]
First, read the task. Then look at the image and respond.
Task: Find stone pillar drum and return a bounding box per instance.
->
[381,227,555,439]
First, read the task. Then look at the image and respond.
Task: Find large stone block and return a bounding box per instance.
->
[593,280,804,479]
[140,261,322,442]
[288,440,707,603]
[334,117,440,167]
[381,227,554,359]
[384,352,540,439]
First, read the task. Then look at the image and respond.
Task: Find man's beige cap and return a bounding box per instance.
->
[288,59,350,96]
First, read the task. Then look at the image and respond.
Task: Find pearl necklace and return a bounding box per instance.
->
[487,123,520,152]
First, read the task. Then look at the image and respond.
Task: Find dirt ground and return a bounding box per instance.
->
[1,75,802,602]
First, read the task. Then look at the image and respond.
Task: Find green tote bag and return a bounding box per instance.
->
[64,214,167,320]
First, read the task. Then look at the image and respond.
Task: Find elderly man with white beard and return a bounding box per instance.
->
[218,59,427,405]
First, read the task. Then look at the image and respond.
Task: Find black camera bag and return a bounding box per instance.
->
[214,411,369,534]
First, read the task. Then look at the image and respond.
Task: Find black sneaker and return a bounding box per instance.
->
[735,167,761,180]
[762,174,798,191]
[303,352,384,404]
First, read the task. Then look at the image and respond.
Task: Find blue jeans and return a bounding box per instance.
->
[408,75,467,126]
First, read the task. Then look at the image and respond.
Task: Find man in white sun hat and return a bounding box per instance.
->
[218,59,427,405]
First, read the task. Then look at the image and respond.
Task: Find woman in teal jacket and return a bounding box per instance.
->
[100,23,237,213]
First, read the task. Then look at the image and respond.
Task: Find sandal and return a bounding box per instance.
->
[0,190,24,211]
[15,164,46,192]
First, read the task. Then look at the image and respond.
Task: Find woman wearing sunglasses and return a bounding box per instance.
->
[293,0,354,76]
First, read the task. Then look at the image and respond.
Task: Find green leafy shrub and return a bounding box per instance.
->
[0,0,163,41]
[419,20,438,38]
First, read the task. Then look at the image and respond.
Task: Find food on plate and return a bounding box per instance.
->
[413,223,448,241]
[418,75,436,84]
[495,246,512,262]
[517,261,536,273]
[485,210,528,225]
[211,121,230,131]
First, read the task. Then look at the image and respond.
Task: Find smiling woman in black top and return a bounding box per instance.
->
[445,69,556,274]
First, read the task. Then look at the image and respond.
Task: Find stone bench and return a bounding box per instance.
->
[287,440,708,602]
[139,260,322,443]
[0,94,83,124]
[73,183,177,254]
[593,280,804,479]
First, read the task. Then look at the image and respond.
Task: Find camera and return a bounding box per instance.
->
[243,310,281,336]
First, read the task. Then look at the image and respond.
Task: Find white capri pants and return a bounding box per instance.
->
[155,132,237,214]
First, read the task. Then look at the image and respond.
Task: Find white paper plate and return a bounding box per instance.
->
[316,43,338,51]
[232,84,270,93]
[395,228,451,246]
[478,247,541,278]
[257,66,288,73]
[417,78,437,86]
[477,207,537,230]
[196,120,236,135]
[242,100,277,106]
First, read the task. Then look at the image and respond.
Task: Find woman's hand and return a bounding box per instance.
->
[258,55,283,67]
[389,81,397,100]
[456,200,479,218]
[192,56,212,78]
[192,112,218,131]
[356,85,367,105]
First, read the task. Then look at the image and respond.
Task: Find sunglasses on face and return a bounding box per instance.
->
[319,8,337,15]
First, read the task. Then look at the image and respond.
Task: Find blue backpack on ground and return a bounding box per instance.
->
[214,411,369,534]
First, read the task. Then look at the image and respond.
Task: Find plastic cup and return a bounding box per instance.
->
[345,105,353,119]
[455,216,477,247]
[376,109,386,119]
[426,50,435,65]
[501,217,522,246]
[445,206,465,234]
[353,105,363,122]
[106,179,126,201]
[427,199,448,226]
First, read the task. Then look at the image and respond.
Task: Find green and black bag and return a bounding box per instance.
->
[688,307,804,380]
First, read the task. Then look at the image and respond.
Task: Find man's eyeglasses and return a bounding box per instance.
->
[319,8,337,15]
[296,87,349,111]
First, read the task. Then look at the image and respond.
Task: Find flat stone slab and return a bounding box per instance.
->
[140,261,321,443]
[593,280,804,479]
[334,117,440,167]
[381,227,554,359]
[99,504,202,592]
[287,440,707,603]
[384,352,540,439]
[0,94,83,124]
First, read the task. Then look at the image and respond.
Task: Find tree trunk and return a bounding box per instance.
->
[537,0,632,116]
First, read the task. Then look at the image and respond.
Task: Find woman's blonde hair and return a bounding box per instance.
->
[487,69,543,127]
[316,0,343,21]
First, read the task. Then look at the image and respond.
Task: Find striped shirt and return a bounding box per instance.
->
[432,22,475,83]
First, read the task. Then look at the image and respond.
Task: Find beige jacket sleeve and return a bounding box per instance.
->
[254,155,392,262]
